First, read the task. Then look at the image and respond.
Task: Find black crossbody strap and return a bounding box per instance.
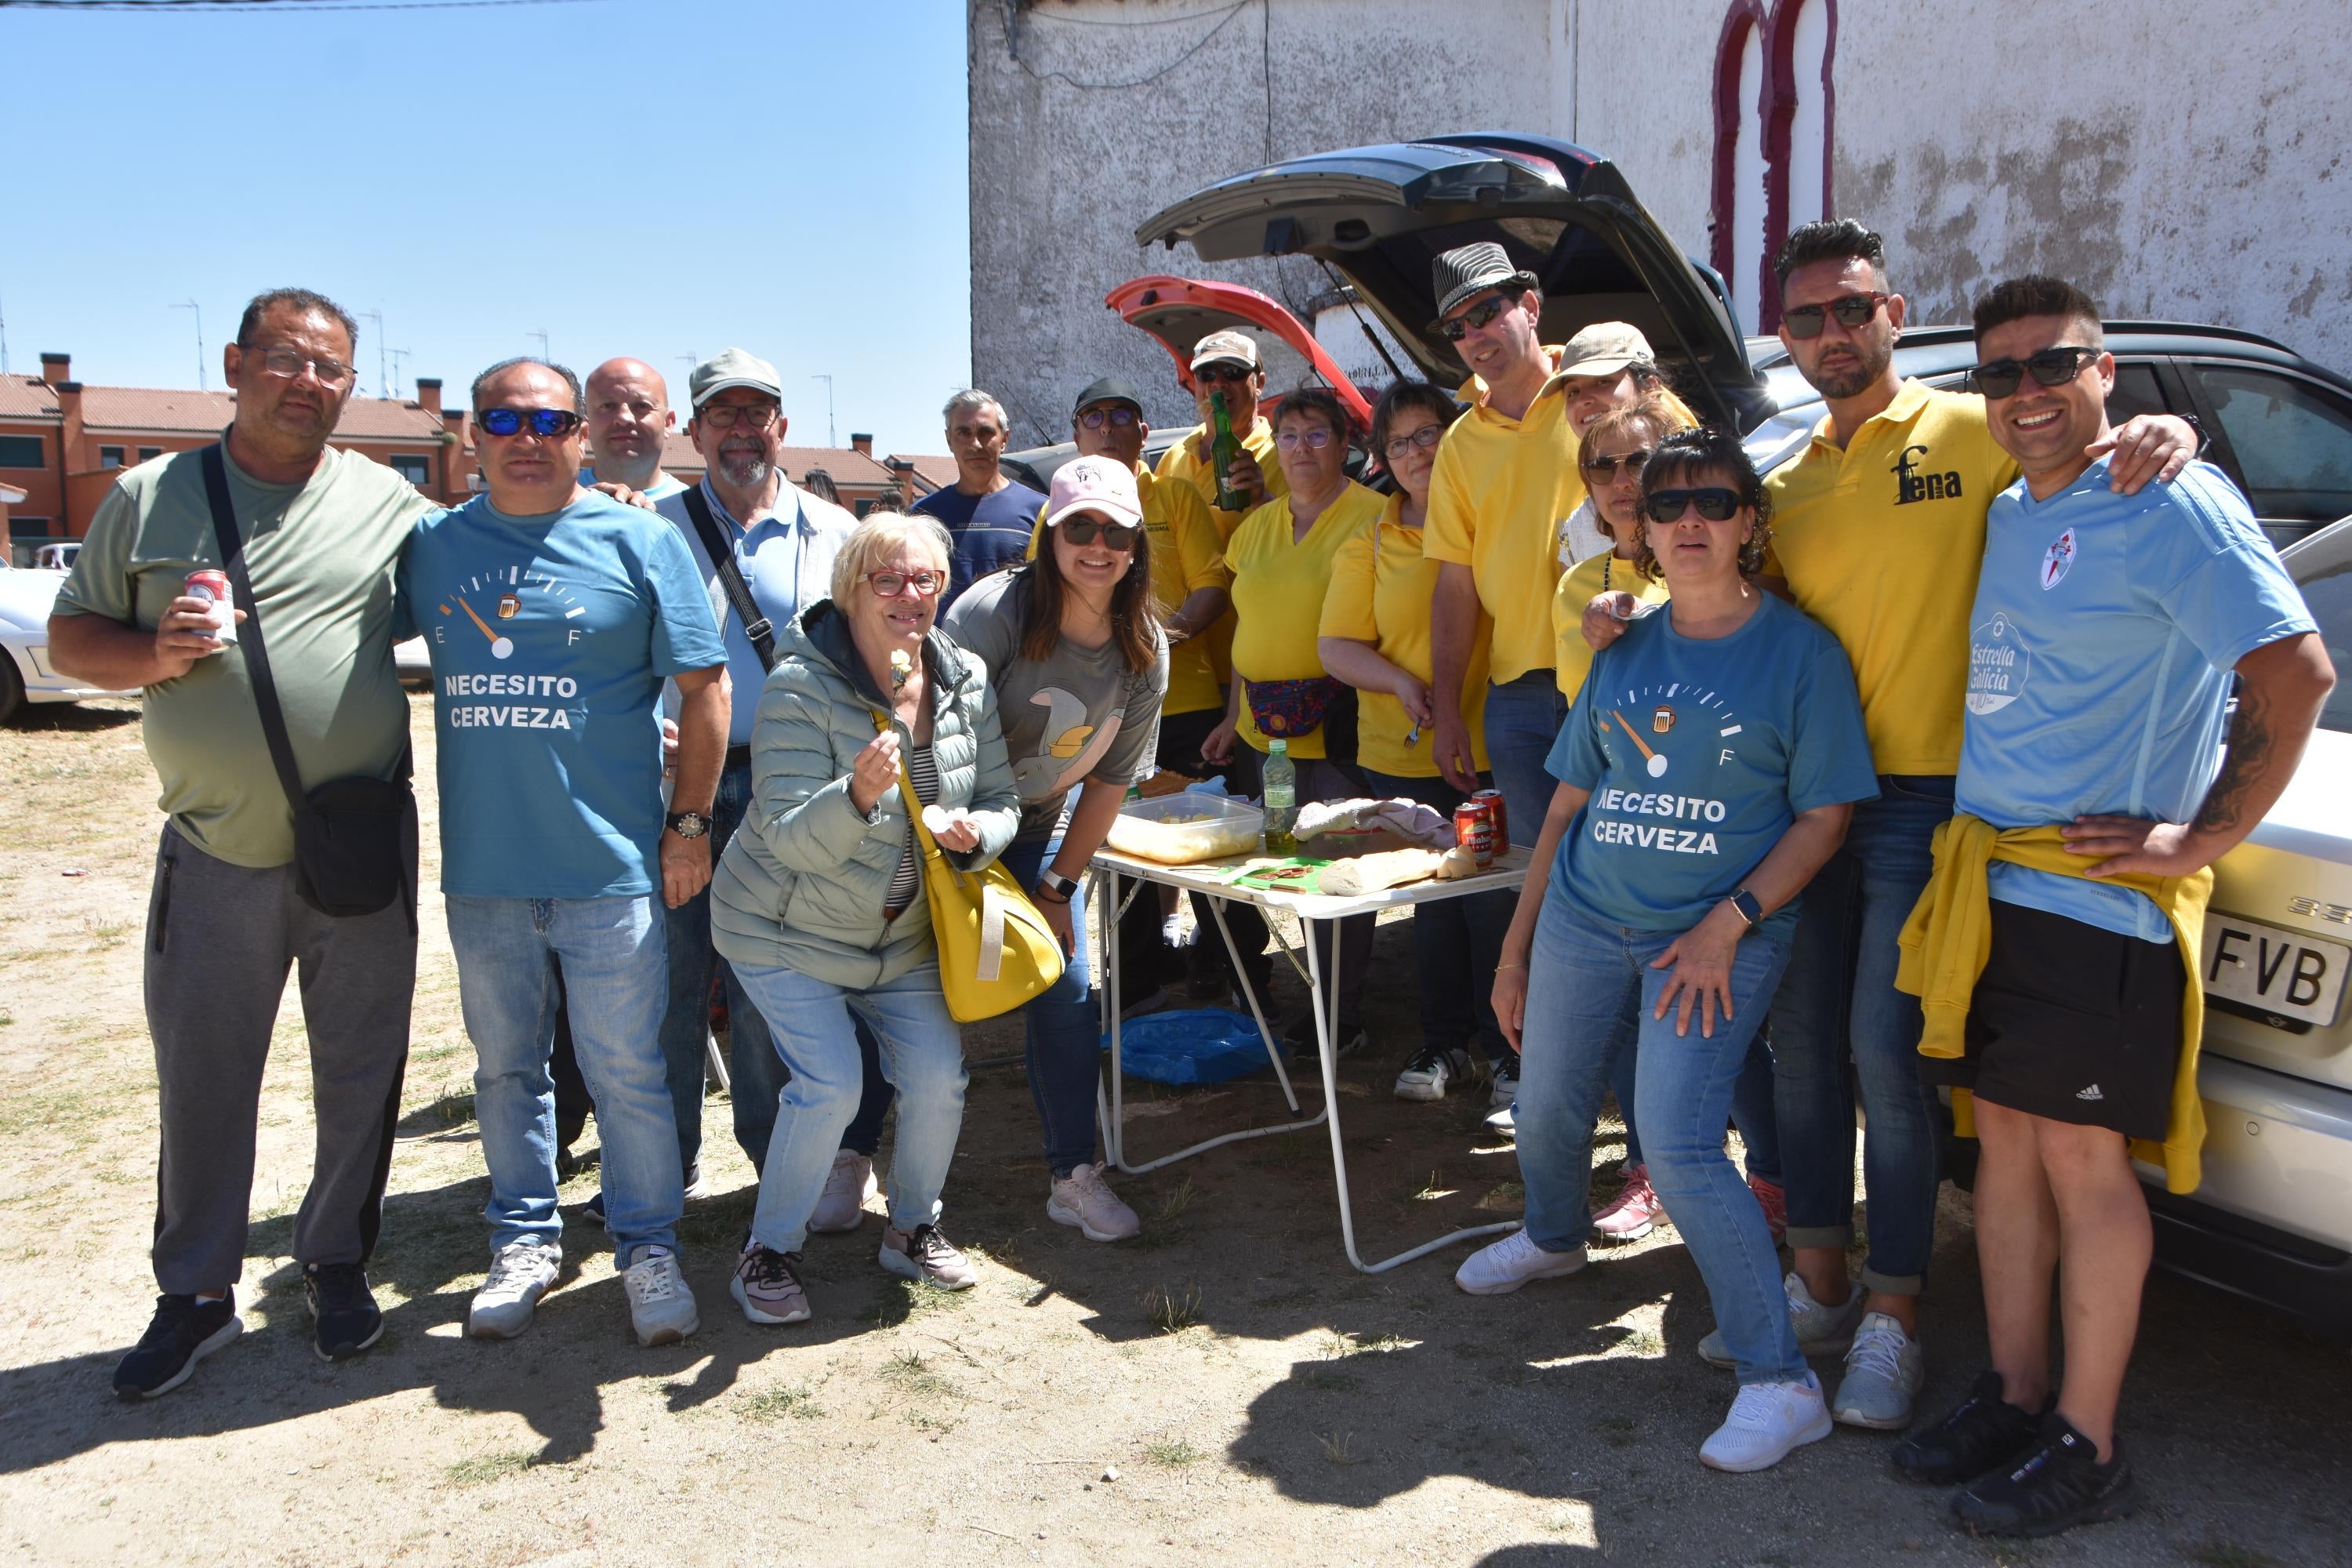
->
[200,444,313,821]
[679,483,776,673]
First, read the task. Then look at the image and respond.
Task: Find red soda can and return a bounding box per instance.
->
[185,568,238,643]
[1473,787,1508,850]
[1454,800,1496,867]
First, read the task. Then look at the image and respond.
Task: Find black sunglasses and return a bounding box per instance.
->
[1056,517,1140,550]
[1581,447,1653,481]
[477,407,583,438]
[1077,406,1140,430]
[1439,291,1523,343]
[1643,487,1742,523]
[1193,363,1254,385]
[1969,345,2102,400]
[1781,292,1888,339]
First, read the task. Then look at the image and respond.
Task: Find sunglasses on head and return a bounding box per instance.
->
[1643,487,1742,523]
[1969,345,2102,400]
[1438,290,1523,342]
[1056,516,1140,550]
[1781,292,1889,339]
[476,407,583,439]
[1193,362,1254,385]
[1077,406,1140,430]
[1581,447,1653,481]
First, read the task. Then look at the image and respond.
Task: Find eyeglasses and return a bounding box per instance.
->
[697,403,781,430]
[1969,345,2103,400]
[1077,406,1140,430]
[1193,363,1254,386]
[1581,447,1653,481]
[476,407,584,439]
[1439,291,1523,343]
[1056,517,1140,550]
[865,568,943,598]
[1643,487,1742,523]
[1781,292,1889,339]
[1274,427,1335,451]
[1381,425,1443,460]
[243,344,358,387]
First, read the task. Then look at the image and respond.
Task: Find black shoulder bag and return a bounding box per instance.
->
[200,445,417,924]
[678,484,777,673]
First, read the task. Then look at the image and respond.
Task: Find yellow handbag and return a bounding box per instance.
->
[882,719,1065,1022]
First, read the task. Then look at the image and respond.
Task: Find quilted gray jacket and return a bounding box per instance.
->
[710,599,1020,989]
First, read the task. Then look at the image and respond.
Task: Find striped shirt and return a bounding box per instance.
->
[883,742,940,918]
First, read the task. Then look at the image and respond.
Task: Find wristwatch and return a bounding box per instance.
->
[1036,869,1080,902]
[666,810,712,840]
[1726,887,1763,927]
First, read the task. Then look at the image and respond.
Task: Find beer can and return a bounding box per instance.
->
[1454,800,1496,867]
[1473,787,1508,851]
[185,569,238,643]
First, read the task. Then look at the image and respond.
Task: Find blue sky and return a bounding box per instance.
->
[0,0,971,456]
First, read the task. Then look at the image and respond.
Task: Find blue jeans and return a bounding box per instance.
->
[1622,1033,1780,1182]
[1768,774,1952,1294]
[735,958,967,1253]
[1363,768,1512,1060]
[1479,671,1567,851]
[446,894,681,1267]
[658,755,780,1171]
[1515,889,1802,1384]
[1000,837,1105,1177]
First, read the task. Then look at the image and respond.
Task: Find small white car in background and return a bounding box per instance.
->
[0,565,136,722]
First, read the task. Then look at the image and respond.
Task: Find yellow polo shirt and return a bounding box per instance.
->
[1318,494,1491,779]
[1156,413,1285,689]
[1029,464,1230,717]
[1225,481,1385,760]
[1764,379,2020,776]
[1424,349,1589,686]
[1552,549,1667,701]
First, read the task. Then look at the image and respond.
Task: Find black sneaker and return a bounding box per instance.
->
[304,1261,385,1363]
[1953,1415,2138,1538]
[1394,1042,1470,1102]
[583,1190,606,1228]
[1893,1370,2049,1484]
[112,1291,242,1400]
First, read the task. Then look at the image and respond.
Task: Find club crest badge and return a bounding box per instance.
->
[2040,528,2076,590]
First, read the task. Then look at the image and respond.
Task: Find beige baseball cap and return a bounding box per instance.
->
[1554,321,1656,379]
[688,347,782,408]
[1189,329,1261,372]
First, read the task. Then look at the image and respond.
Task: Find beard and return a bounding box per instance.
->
[1806,334,1893,401]
[717,447,771,489]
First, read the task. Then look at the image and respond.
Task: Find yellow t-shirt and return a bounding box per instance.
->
[1764,379,2021,776]
[1424,350,1589,686]
[1318,494,1492,779]
[1225,481,1385,760]
[1552,549,1667,701]
[1028,464,1230,717]
[1156,414,1284,689]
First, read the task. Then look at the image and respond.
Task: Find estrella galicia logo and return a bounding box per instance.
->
[1892,443,1964,505]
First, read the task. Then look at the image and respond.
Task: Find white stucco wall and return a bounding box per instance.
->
[969,0,2352,442]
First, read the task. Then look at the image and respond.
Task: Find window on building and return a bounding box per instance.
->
[139,446,163,463]
[8,518,54,540]
[389,454,431,487]
[0,435,44,469]
[100,446,125,470]
[1711,0,1837,333]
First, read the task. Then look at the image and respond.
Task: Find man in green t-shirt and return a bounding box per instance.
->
[49,288,432,1399]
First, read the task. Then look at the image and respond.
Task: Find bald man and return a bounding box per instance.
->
[583,357,687,500]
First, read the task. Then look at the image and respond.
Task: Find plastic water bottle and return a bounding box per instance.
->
[1261,739,1298,855]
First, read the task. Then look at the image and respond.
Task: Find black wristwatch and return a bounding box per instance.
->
[666,810,712,840]
[1726,887,1763,927]
[1036,869,1080,902]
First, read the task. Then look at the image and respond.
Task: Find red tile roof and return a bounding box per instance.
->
[0,375,443,441]
[650,430,900,489]
[0,378,60,419]
[893,454,957,494]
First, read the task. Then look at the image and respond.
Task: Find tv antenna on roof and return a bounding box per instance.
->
[359,309,389,398]
[390,348,412,401]
[170,299,205,391]
[811,373,836,448]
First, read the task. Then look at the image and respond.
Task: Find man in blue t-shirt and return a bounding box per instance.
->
[401,357,730,1352]
[1893,278,2331,1539]
[909,388,1044,608]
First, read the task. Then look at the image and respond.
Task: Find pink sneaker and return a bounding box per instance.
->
[1748,1174,1788,1246]
[1592,1163,1664,1241]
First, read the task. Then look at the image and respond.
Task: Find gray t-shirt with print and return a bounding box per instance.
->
[943,568,1168,842]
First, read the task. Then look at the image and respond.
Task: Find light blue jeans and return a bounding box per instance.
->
[734,958,968,1254]
[445,894,682,1268]
[1479,671,1569,851]
[1515,887,1804,1385]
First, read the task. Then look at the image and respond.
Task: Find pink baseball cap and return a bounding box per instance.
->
[1044,456,1143,530]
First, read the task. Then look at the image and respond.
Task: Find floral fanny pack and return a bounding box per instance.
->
[1242,673,1347,739]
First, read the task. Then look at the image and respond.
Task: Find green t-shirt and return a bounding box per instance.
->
[56,438,434,868]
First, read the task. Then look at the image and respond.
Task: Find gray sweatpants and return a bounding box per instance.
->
[144,823,416,1294]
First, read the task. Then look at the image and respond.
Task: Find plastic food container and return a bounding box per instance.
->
[1105,793,1265,865]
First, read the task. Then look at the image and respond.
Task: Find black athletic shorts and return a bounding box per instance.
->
[1922,900,2183,1140]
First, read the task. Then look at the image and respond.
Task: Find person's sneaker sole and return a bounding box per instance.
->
[633,1317,697,1348]
[1455,1253,1587,1295]
[1833,1391,1919,1431]
[310,1309,384,1364]
[729,1273,811,1326]
[877,1246,978,1291]
[118,1316,241,1401]
[1393,1076,1446,1103]
[1592,1217,1655,1243]
[1955,1479,2140,1539]
[1046,1196,1130,1243]
[1699,1405,1833,1472]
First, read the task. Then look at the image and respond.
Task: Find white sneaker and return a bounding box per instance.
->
[1699,1371,1832,1472]
[1394,1043,1470,1102]
[810,1150,877,1234]
[1047,1163,1141,1242]
[1490,1051,1521,1106]
[1454,1229,1587,1295]
[468,1240,561,1340]
[1483,1101,1517,1139]
[1830,1312,1926,1429]
[622,1247,699,1346]
[1698,1271,1867,1368]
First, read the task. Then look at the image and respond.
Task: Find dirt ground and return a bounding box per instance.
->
[0,695,2347,1568]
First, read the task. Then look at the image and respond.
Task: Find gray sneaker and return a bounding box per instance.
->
[468,1240,561,1340]
[730,1242,811,1326]
[622,1247,699,1346]
[880,1222,978,1290]
[1697,1270,1865,1369]
[1829,1311,1925,1428]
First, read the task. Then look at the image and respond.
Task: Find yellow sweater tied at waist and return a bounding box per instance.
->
[1893,815,2213,1194]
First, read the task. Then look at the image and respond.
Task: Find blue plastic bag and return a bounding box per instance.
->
[1105,1007,1285,1086]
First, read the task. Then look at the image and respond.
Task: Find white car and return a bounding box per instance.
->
[0,566,136,722]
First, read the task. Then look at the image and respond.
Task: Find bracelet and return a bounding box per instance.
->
[1496,960,1527,971]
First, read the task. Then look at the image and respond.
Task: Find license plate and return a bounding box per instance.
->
[2200,913,2350,1027]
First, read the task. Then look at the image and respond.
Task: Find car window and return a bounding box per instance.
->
[2293,541,2352,734]
[2107,360,2168,423]
[2197,365,2352,523]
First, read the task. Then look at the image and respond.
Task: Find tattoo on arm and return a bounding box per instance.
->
[2194,683,2274,836]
